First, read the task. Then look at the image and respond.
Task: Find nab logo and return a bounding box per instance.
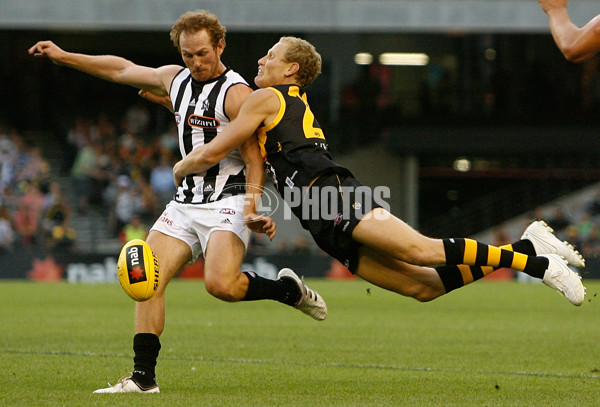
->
[126,245,147,284]
[219,208,236,215]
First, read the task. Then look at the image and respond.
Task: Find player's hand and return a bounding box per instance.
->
[139,89,174,112]
[538,0,568,14]
[28,40,65,64]
[244,214,276,240]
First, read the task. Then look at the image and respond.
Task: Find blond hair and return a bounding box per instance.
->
[170,9,226,51]
[279,36,322,88]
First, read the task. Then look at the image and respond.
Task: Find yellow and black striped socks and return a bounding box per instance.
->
[437,238,548,293]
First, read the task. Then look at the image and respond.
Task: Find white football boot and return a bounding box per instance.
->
[278,268,328,321]
[93,374,160,394]
[521,220,585,267]
[540,254,586,306]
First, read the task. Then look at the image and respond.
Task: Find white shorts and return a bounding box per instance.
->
[150,195,250,261]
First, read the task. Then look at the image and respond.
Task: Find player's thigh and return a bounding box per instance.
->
[352,207,445,265]
[146,230,193,290]
[203,230,246,282]
[355,245,445,300]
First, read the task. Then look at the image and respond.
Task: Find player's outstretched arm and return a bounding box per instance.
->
[539,0,600,62]
[28,40,179,96]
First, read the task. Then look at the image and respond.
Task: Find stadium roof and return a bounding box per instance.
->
[2,0,599,33]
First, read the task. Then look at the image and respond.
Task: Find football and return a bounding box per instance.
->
[117,239,160,302]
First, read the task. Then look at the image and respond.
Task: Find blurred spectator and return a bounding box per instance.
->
[492,226,512,246]
[134,138,157,175]
[150,153,176,206]
[0,129,18,192]
[124,102,151,136]
[96,113,117,139]
[158,122,179,156]
[291,236,311,255]
[120,214,148,243]
[586,191,600,217]
[137,176,161,219]
[110,175,143,236]
[70,141,110,210]
[565,225,584,252]
[248,232,270,255]
[42,182,71,242]
[546,206,571,236]
[581,224,600,261]
[0,206,15,253]
[118,129,138,158]
[20,181,45,216]
[14,200,40,245]
[17,146,46,184]
[48,217,76,251]
[575,213,595,241]
[68,117,97,150]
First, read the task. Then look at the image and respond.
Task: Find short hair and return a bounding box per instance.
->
[279,36,322,88]
[170,9,226,52]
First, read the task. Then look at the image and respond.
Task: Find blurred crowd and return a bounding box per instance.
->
[0,99,317,258]
[543,201,600,264]
[0,126,75,253]
[3,99,600,262]
[493,197,600,270]
[64,102,179,240]
[0,101,179,254]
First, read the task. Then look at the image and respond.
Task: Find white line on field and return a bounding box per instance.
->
[3,348,599,380]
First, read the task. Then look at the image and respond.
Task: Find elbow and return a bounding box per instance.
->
[562,47,591,63]
[562,27,600,63]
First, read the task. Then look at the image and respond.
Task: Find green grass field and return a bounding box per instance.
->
[1,278,599,406]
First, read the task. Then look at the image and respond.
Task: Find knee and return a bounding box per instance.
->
[398,239,441,267]
[204,274,243,302]
[407,284,444,303]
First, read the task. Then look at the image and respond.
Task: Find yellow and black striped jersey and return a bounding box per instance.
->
[257,84,350,195]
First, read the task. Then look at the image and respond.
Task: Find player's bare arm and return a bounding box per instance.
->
[139,90,174,112]
[224,83,276,240]
[28,40,180,95]
[172,88,279,186]
[239,134,276,240]
[539,0,600,62]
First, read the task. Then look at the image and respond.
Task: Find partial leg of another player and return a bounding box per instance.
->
[353,213,585,305]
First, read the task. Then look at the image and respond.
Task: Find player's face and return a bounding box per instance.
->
[255,41,292,88]
[179,30,225,82]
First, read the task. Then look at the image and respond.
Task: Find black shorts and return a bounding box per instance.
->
[295,172,383,273]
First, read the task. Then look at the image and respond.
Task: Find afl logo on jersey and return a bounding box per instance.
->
[188,115,220,129]
[174,112,182,125]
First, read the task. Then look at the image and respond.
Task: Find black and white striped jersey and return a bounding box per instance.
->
[170,67,249,204]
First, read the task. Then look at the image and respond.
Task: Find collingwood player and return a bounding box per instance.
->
[172,36,586,314]
[29,10,326,394]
